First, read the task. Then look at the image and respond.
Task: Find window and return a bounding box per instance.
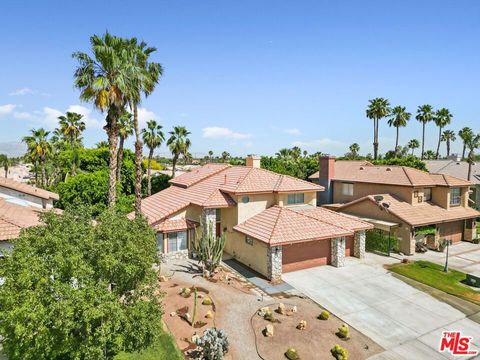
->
[450,188,461,206]
[167,231,188,253]
[342,183,354,196]
[287,193,305,205]
[215,208,221,222]
[156,233,164,253]
[424,188,432,201]
[245,236,254,246]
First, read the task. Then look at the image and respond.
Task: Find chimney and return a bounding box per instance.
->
[318,156,336,205]
[246,155,261,168]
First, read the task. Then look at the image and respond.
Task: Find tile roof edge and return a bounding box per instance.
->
[282,206,355,235]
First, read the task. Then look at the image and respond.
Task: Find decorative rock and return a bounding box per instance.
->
[205,310,214,319]
[277,303,286,315]
[169,311,177,317]
[264,324,274,337]
[292,306,297,313]
[258,306,270,317]
[184,313,191,322]
[202,297,213,305]
[264,309,275,322]
[296,320,307,330]
[159,275,168,282]
[197,293,204,298]
[180,287,191,297]
[285,348,300,360]
[203,269,211,278]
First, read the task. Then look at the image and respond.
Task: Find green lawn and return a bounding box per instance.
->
[115,326,183,360]
[388,260,480,305]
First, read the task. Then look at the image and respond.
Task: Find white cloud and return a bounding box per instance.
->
[283,128,301,135]
[291,137,346,153]
[0,104,16,116]
[202,126,252,140]
[13,111,35,120]
[8,87,35,96]
[137,107,157,129]
[66,105,103,129]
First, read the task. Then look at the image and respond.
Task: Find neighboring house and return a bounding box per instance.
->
[309,157,479,255]
[424,159,480,209]
[135,155,372,281]
[0,179,59,256]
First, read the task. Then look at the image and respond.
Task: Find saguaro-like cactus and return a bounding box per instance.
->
[192,287,198,327]
[194,221,226,273]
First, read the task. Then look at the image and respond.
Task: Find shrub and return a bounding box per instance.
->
[264,309,275,322]
[285,348,300,360]
[317,310,330,320]
[331,344,348,360]
[195,328,229,360]
[337,324,349,339]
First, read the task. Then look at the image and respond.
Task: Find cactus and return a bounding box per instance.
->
[195,328,229,360]
[194,221,226,273]
[337,324,350,339]
[331,344,348,360]
[192,287,198,327]
[317,310,330,320]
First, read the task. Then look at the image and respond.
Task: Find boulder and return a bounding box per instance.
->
[159,275,168,282]
[277,303,286,315]
[292,305,297,313]
[296,320,307,330]
[169,311,177,317]
[180,288,191,297]
[205,310,214,319]
[183,313,191,322]
[258,306,270,317]
[202,297,213,306]
[264,324,274,337]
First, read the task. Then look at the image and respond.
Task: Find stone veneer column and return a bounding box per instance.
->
[331,237,346,267]
[353,230,366,259]
[267,245,282,281]
[202,208,216,239]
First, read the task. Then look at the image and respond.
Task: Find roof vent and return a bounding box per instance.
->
[382,202,390,209]
[386,167,392,171]
[373,195,384,203]
[223,174,227,184]
[359,166,365,170]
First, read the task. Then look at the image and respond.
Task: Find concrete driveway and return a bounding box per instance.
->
[283,254,480,359]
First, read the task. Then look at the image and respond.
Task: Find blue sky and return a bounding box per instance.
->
[0,0,479,158]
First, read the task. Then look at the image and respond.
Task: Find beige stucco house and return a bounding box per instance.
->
[136,156,372,280]
[309,157,479,255]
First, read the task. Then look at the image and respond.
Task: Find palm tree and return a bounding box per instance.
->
[366,98,391,160]
[221,151,230,162]
[466,133,480,180]
[73,33,135,207]
[57,112,85,148]
[22,128,52,187]
[303,150,308,157]
[117,112,134,182]
[275,148,292,160]
[415,104,434,160]
[0,154,9,178]
[434,108,453,159]
[208,150,214,162]
[388,106,411,157]
[424,150,436,160]
[96,141,109,148]
[349,143,360,158]
[458,127,474,160]
[407,139,420,156]
[291,146,302,160]
[167,126,191,178]
[142,120,165,196]
[123,38,163,215]
[441,130,456,158]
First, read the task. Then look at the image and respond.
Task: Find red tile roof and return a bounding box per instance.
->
[154,219,197,233]
[233,205,372,245]
[0,177,59,200]
[338,194,480,227]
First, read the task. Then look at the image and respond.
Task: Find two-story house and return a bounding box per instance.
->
[309,157,479,255]
[135,156,372,280]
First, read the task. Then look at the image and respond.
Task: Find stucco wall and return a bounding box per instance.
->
[277,192,317,207]
[236,193,275,224]
[0,186,53,209]
[169,204,203,222]
[224,231,269,277]
[332,182,414,204]
[432,187,449,209]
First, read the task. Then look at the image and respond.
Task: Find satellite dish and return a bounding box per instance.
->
[374,195,384,203]
[382,202,390,209]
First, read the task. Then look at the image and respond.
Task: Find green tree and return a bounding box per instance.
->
[423,150,436,160]
[221,151,230,162]
[0,208,162,360]
[290,146,302,160]
[407,139,420,156]
[275,148,292,160]
[466,133,480,180]
[167,126,191,177]
[434,108,453,159]
[349,143,360,158]
[22,128,52,187]
[117,112,134,183]
[0,154,9,178]
[208,150,214,162]
[142,120,165,196]
[415,104,434,160]
[73,33,136,208]
[57,111,86,148]
[441,129,456,157]
[458,127,474,160]
[366,97,391,160]
[388,106,411,157]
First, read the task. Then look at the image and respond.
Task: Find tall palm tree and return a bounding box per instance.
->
[291,146,302,160]
[349,143,360,158]
[57,112,86,148]
[388,106,411,157]
[441,130,456,158]
[221,151,230,162]
[117,111,134,183]
[458,127,474,160]
[407,139,420,156]
[208,150,214,162]
[434,108,453,159]
[366,98,391,160]
[73,33,135,207]
[142,120,165,196]
[275,148,292,160]
[0,154,9,178]
[466,133,480,180]
[123,38,163,215]
[22,128,52,187]
[167,126,191,178]
[415,104,434,160]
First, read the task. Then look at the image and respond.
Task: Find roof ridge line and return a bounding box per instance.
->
[269,205,284,243]
[171,164,230,188]
[402,166,415,186]
[286,206,352,232]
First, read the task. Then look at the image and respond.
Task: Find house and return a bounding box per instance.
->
[424,159,480,209]
[0,179,59,255]
[135,156,372,280]
[309,157,479,255]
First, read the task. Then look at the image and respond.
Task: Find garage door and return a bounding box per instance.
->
[345,236,354,256]
[282,240,331,273]
[440,221,464,243]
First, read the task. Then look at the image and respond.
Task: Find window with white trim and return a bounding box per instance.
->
[450,188,461,206]
[167,231,188,253]
[287,193,305,205]
[424,188,432,202]
[342,183,354,196]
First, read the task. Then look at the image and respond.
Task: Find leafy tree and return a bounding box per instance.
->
[415,104,434,160]
[0,207,162,360]
[221,151,230,162]
[141,174,171,197]
[117,111,134,183]
[371,155,427,171]
[22,128,52,187]
[441,130,456,157]
[261,156,318,180]
[57,112,86,148]
[458,127,474,160]
[208,150,214,162]
[275,148,292,160]
[434,108,453,159]
[96,141,109,148]
[366,98,391,160]
[290,146,302,160]
[349,143,360,158]
[167,126,191,177]
[423,150,437,160]
[407,139,420,156]
[0,154,10,178]
[466,133,480,180]
[388,106,411,157]
[142,120,165,196]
